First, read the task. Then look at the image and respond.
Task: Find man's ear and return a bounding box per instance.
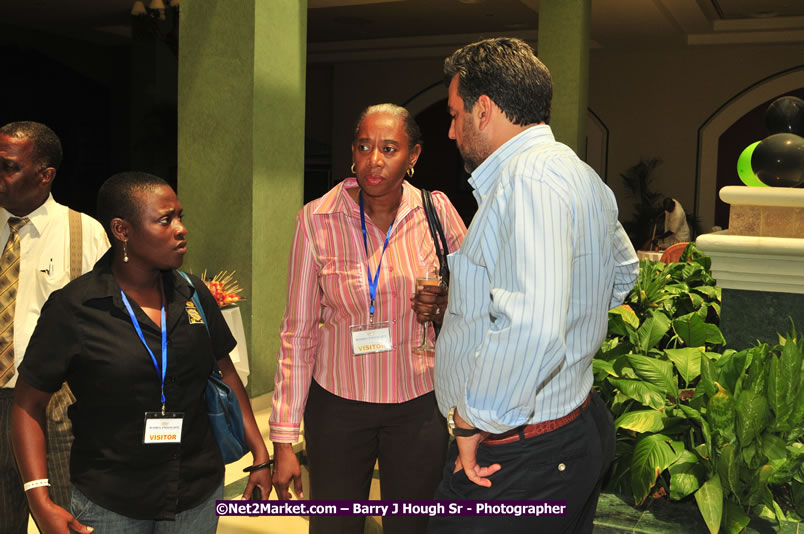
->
[39,167,56,187]
[475,94,495,131]
[110,218,129,243]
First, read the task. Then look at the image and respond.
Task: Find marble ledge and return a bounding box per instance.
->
[720,185,804,207]
[696,230,804,294]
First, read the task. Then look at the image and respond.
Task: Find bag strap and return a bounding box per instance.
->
[420,189,450,286]
[177,271,223,377]
[68,209,82,281]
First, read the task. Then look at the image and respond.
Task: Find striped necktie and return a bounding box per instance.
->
[0,217,30,386]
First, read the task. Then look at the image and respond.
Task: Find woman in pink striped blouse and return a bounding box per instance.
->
[270,104,466,534]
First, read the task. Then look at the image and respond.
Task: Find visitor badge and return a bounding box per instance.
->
[350,322,393,355]
[143,412,184,444]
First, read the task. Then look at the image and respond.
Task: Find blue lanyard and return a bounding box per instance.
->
[359,191,393,319]
[120,289,168,415]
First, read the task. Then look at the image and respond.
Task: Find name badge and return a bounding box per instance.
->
[350,322,393,355]
[143,412,184,444]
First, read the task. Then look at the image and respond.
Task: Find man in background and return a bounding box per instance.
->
[0,121,108,533]
[655,197,691,248]
[431,38,639,533]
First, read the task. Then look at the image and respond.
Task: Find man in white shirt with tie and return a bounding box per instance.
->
[0,121,108,533]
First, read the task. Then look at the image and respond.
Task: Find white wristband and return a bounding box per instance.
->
[23,479,50,492]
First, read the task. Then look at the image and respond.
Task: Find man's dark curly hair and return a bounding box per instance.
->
[444,37,552,125]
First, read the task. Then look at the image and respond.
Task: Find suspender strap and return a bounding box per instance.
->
[68,209,82,281]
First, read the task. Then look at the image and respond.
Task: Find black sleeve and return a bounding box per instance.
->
[19,290,80,393]
[186,273,237,361]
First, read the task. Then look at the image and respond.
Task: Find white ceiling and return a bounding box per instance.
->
[1,0,802,49]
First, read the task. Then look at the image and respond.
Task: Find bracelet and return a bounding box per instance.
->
[23,479,50,492]
[243,460,273,473]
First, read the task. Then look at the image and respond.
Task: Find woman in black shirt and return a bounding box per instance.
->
[12,172,270,533]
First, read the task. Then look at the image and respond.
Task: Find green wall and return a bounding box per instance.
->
[538,0,590,153]
[178,0,306,396]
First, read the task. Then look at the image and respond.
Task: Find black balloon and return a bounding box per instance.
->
[751,133,804,187]
[765,96,804,136]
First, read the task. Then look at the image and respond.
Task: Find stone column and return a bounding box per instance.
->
[178,0,307,396]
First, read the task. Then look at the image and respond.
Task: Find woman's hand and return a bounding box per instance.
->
[272,443,304,500]
[242,464,272,500]
[29,496,93,534]
[411,283,448,325]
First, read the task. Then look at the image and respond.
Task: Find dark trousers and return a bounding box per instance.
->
[427,392,615,534]
[304,380,448,534]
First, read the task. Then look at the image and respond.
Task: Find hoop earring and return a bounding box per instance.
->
[406,167,415,178]
[122,241,129,263]
[351,163,356,175]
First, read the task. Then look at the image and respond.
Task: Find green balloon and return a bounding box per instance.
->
[736,141,767,187]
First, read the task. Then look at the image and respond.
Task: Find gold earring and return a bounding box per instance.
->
[122,241,129,263]
[407,167,415,178]
[351,163,356,175]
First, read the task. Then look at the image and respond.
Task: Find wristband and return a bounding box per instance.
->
[243,460,273,473]
[23,479,50,492]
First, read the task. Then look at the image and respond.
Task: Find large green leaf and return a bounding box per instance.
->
[665,347,704,385]
[718,348,753,397]
[745,346,769,396]
[707,383,736,446]
[628,354,678,398]
[593,359,617,378]
[615,409,666,433]
[687,292,705,311]
[735,390,768,447]
[767,351,797,431]
[699,356,717,397]
[668,450,703,500]
[695,475,724,534]
[610,304,639,329]
[760,432,787,463]
[673,311,726,347]
[723,500,750,534]
[692,285,719,300]
[608,378,666,410]
[716,442,741,497]
[631,433,681,505]
[637,310,672,352]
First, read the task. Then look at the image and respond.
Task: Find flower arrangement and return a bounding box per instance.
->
[202,270,244,308]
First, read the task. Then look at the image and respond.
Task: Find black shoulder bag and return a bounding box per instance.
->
[421,189,450,337]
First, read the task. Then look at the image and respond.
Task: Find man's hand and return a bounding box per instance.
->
[30,497,93,534]
[272,443,304,500]
[451,410,501,487]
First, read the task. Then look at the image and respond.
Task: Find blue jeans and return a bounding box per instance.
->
[69,480,223,534]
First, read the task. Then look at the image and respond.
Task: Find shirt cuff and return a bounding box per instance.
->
[269,423,301,443]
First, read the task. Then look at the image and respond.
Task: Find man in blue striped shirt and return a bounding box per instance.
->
[430,38,639,533]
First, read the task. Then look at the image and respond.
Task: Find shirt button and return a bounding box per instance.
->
[557,463,566,472]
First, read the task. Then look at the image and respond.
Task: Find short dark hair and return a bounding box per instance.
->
[444,37,552,125]
[663,198,675,211]
[353,103,423,149]
[97,172,169,241]
[0,121,63,170]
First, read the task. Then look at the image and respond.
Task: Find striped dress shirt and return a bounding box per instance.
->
[270,178,467,442]
[435,125,638,434]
